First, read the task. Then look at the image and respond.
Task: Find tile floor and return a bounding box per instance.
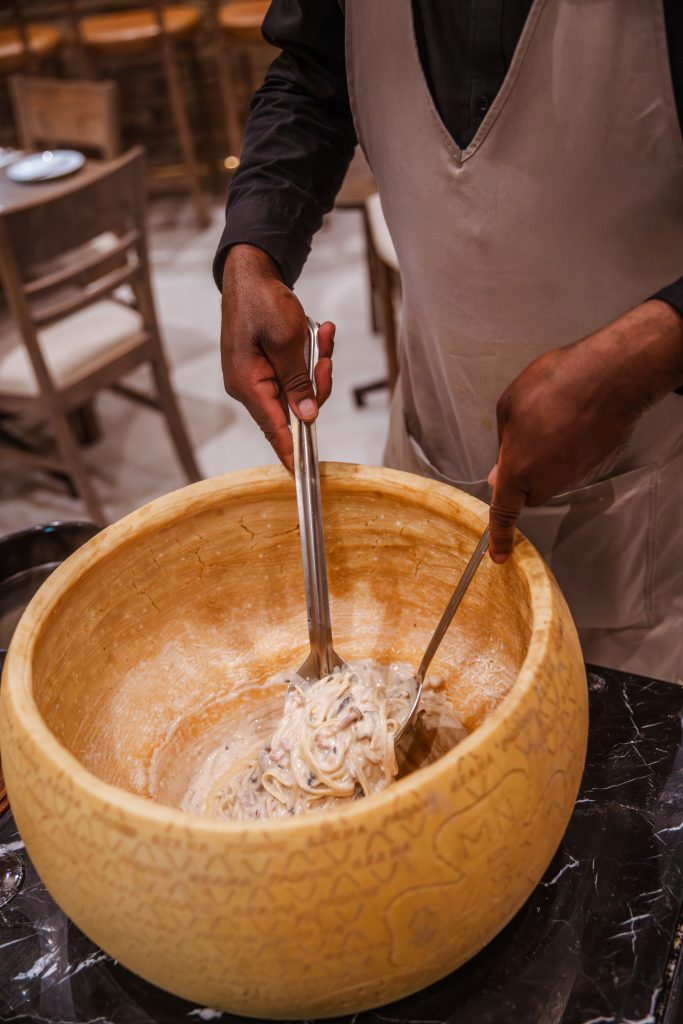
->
[0,200,391,533]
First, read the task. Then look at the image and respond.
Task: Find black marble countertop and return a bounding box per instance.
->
[1,666,682,1024]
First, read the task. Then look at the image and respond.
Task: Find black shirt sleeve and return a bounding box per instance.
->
[212,0,356,291]
[652,279,683,396]
[653,279,683,321]
[659,0,683,370]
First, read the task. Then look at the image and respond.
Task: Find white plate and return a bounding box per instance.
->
[0,149,25,170]
[6,150,86,183]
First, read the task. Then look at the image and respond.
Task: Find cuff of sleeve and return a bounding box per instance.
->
[652,277,683,320]
[212,197,313,291]
[651,278,683,395]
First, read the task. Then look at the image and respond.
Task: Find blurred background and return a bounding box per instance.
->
[0,0,401,530]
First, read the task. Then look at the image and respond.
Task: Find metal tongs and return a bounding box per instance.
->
[291,318,348,683]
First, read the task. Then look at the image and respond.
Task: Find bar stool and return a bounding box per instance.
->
[352,191,401,408]
[0,5,61,77]
[67,1,209,229]
[209,0,272,163]
[331,151,399,407]
[334,149,380,332]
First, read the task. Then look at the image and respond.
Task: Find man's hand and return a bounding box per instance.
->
[488,300,683,563]
[221,244,335,471]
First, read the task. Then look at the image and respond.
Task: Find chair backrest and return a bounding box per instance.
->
[0,147,149,397]
[10,76,122,160]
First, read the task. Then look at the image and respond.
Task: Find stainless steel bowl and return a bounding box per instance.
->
[0,521,100,656]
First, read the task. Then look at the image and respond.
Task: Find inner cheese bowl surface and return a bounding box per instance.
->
[0,463,588,1019]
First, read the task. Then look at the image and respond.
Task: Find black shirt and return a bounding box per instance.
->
[214,0,683,321]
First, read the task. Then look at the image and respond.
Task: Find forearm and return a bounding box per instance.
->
[600,299,683,411]
[488,297,683,561]
[222,244,282,296]
[213,0,356,290]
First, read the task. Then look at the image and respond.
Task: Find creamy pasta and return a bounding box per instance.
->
[182,662,415,820]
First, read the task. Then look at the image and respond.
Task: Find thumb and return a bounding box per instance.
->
[488,459,527,564]
[266,325,318,424]
[314,320,335,406]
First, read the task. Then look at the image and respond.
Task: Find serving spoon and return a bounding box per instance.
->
[290,318,348,683]
[290,318,491,740]
[394,526,490,741]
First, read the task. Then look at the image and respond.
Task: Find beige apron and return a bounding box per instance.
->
[346,0,683,682]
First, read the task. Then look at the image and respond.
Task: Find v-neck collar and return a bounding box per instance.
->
[407,0,549,165]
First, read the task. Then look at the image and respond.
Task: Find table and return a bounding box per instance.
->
[0,155,108,215]
[1,666,682,1024]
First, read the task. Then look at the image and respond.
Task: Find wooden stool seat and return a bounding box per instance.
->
[0,25,61,75]
[0,301,144,397]
[218,1,268,42]
[366,192,398,270]
[80,6,201,56]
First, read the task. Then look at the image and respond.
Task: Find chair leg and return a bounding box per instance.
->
[236,49,254,124]
[362,207,381,334]
[69,400,102,446]
[150,357,201,483]
[159,33,209,229]
[64,0,96,77]
[0,420,79,495]
[377,259,399,390]
[352,378,388,409]
[50,412,106,523]
[215,38,244,159]
[188,42,221,193]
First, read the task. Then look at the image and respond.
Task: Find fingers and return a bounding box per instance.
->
[250,378,296,472]
[260,320,333,466]
[315,321,335,406]
[488,457,528,564]
[224,349,295,472]
[265,322,319,424]
[489,383,526,563]
[495,390,511,445]
[220,291,336,469]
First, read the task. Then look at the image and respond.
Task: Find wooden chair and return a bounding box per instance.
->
[66,0,209,228]
[0,147,201,523]
[10,74,121,159]
[208,0,274,162]
[9,74,124,444]
[0,4,62,77]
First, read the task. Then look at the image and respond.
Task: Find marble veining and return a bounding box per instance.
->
[1,667,682,1024]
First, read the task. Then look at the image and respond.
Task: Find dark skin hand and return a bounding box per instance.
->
[221,244,335,472]
[488,299,683,562]
[221,250,683,563]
